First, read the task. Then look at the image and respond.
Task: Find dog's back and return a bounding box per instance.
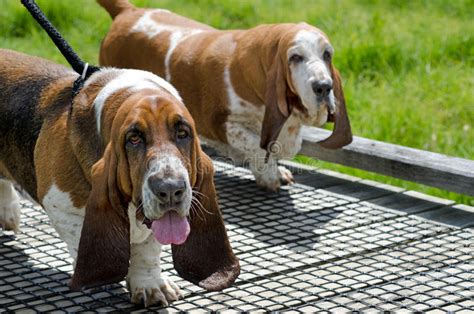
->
[0,49,75,199]
[97,0,215,70]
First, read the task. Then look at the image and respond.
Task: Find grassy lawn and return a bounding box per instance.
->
[1,0,473,204]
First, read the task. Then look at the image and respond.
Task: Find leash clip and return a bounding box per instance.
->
[81,63,89,80]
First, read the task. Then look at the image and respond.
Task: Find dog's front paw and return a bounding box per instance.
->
[278,166,295,186]
[0,197,21,233]
[128,276,182,307]
[255,173,281,192]
[254,166,294,192]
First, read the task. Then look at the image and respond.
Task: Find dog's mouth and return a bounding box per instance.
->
[315,96,334,114]
[143,217,152,228]
[142,210,190,245]
[298,97,333,125]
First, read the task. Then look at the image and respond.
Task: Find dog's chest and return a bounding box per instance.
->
[226,107,303,159]
[128,205,152,244]
[276,114,304,158]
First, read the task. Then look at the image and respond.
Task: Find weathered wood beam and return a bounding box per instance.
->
[299,127,474,196]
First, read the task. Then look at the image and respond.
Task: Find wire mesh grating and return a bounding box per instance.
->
[0,161,472,312]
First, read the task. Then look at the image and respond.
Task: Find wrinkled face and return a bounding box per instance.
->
[287,29,335,125]
[121,95,194,222]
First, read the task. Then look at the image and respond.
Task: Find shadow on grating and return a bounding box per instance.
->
[0,161,472,312]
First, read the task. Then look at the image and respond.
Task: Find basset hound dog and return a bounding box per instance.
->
[0,49,239,307]
[98,0,352,191]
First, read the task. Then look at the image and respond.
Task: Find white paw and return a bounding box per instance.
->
[254,166,294,192]
[128,275,182,307]
[255,172,281,192]
[0,199,21,233]
[278,166,295,186]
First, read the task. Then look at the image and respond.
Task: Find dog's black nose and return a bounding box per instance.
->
[312,79,332,98]
[148,176,186,205]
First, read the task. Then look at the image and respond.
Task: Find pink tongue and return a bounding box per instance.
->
[151,211,190,245]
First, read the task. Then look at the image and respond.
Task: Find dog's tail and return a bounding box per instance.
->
[97,0,134,19]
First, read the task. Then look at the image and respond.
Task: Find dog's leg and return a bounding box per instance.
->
[277,165,295,186]
[0,179,21,233]
[251,155,296,191]
[127,233,182,307]
[127,207,181,307]
[41,185,85,263]
[46,209,84,263]
[226,122,291,191]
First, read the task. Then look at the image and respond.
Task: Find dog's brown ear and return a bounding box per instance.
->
[69,144,130,291]
[318,66,352,149]
[172,148,240,291]
[260,53,293,153]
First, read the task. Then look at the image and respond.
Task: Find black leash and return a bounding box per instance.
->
[21,0,100,96]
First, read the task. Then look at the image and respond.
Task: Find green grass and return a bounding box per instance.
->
[1,0,473,204]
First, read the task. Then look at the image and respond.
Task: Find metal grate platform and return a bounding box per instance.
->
[1,161,473,312]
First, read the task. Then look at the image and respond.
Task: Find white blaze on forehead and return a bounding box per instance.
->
[88,69,181,133]
[147,155,190,181]
[131,11,203,81]
[292,29,332,54]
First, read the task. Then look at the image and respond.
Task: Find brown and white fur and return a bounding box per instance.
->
[0,49,239,307]
[98,0,352,191]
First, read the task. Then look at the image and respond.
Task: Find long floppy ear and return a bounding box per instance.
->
[69,144,130,291]
[318,65,352,149]
[172,150,240,291]
[260,53,293,153]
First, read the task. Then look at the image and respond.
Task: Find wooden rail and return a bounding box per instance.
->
[299,127,474,196]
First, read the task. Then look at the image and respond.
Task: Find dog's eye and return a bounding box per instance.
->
[177,129,189,140]
[128,133,143,146]
[323,50,332,62]
[289,54,304,64]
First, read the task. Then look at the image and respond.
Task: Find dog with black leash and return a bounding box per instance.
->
[0,0,239,307]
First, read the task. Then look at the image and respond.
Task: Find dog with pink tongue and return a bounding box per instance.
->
[137,151,240,300]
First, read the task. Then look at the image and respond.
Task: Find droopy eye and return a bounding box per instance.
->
[127,133,143,146]
[289,54,304,64]
[323,50,332,62]
[176,129,189,140]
